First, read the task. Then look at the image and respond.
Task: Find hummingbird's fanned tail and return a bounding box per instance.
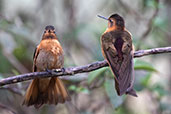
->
[22,77,70,109]
[126,88,138,97]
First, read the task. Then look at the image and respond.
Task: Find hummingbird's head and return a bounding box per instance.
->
[42,25,57,40]
[108,14,125,29]
[98,13,125,31]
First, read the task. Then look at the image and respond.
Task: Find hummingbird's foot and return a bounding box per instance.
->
[61,68,65,73]
[46,68,52,74]
[53,68,65,73]
[55,68,61,72]
[49,68,66,75]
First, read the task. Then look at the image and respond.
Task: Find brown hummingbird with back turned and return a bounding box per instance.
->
[22,25,71,108]
[98,14,137,97]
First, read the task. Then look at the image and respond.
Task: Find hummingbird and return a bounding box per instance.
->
[22,25,71,108]
[98,14,137,97]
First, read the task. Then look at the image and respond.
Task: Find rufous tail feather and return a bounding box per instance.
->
[22,77,70,109]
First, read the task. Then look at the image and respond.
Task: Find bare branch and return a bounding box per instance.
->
[117,0,160,50]
[0,47,171,87]
[134,46,171,57]
[137,0,160,50]
[139,0,159,41]
[2,51,29,73]
[117,0,141,19]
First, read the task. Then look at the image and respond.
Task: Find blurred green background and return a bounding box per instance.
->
[0,0,171,114]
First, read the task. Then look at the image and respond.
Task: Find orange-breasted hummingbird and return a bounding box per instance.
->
[23,25,71,108]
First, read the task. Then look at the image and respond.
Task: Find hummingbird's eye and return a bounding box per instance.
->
[109,19,114,27]
[109,19,113,23]
[44,31,46,33]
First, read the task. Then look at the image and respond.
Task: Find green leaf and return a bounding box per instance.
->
[0,49,13,73]
[88,67,108,84]
[153,17,166,29]
[145,0,159,8]
[140,73,152,87]
[69,85,89,94]
[134,60,157,72]
[0,74,3,80]
[0,19,10,30]
[76,87,89,94]
[11,69,19,75]
[68,85,77,91]
[151,84,167,97]
[104,78,124,109]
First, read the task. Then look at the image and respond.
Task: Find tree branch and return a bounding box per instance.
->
[0,47,171,86]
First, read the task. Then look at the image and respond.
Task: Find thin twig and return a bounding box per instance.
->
[137,0,160,50]
[117,0,160,50]
[2,51,29,73]
[117,0,141,19]
[139,0,159,40]
[0,47,171,86]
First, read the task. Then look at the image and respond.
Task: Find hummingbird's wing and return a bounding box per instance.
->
[32,46,39,72]
[101,31,137,96]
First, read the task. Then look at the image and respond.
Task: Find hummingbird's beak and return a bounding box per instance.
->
[97,15,108,20]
